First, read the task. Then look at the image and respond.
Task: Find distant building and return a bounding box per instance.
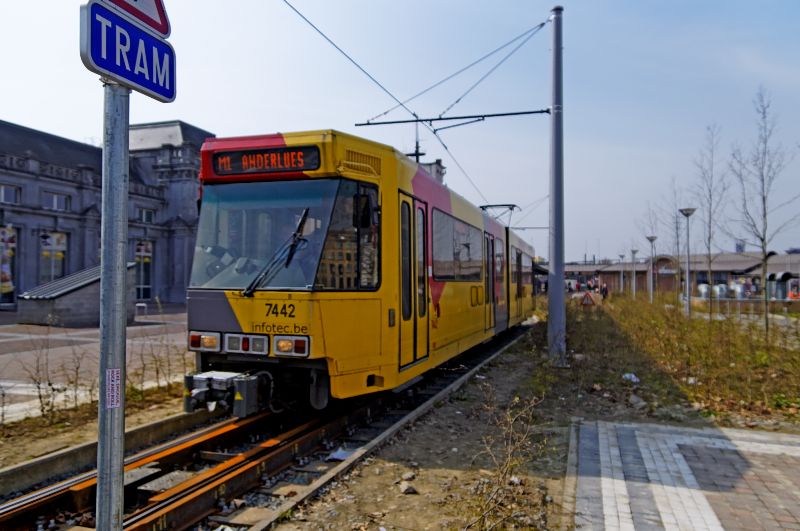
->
[0,119,213,309]
[566,251,799,299]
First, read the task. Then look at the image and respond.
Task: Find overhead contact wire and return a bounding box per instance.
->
[283,0,546,206]
[282,0,419,120]
[439,21,546,118]
[367,23,547,123]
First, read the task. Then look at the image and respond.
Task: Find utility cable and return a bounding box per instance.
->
[282,0,419,120]
[430,131,489,203]
[439,21,546,118]
[367,23,547,123]
[283,0,492,203]
[515,194,549,224]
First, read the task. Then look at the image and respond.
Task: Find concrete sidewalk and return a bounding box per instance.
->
[571,420,800,530]
[0,310,189,423]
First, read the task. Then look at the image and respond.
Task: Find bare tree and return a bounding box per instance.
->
[730,88,799,335]
[694,123,728,314]
[659,177,686,303]
[640,202,661,298]
[640,201,661,243]
[60,344,90,410]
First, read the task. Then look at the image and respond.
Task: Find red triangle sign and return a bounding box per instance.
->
[102,0,171,37]
[581,292,595,306]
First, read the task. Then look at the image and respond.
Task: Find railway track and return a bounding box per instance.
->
[0,327,528,530]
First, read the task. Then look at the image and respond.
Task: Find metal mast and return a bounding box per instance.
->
[547,5,566,365]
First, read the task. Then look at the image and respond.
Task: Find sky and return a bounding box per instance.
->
[1,1,799,262]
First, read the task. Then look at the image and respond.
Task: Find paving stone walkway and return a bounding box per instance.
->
[572,420,800,530]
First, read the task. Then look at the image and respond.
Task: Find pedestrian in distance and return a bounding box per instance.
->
[788,283,800,301]
[600,282,609,300]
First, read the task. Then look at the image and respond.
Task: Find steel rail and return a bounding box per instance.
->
[0,411,272,529]
[123,405,377,530]
[128,329,528,530]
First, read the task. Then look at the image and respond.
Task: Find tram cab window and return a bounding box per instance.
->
[315,181,380,291]
[189,178,379,292]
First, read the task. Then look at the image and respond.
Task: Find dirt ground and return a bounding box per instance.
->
[277,331,563,531]
[0,323,709,529]
[3,311,797,529]
[0,387,183,469]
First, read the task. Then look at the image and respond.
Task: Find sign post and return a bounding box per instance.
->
[80,0,174,527]
[96,81,130,530]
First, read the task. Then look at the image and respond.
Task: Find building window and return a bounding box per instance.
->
[0,185,20,204]
[135,240,153,300]
[0,226,18,303]
[43,191,70,211]
[39,231,67,284]
[139,208,156,223]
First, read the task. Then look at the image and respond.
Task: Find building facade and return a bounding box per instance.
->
[0,119,213,309]
[565,251,798,299]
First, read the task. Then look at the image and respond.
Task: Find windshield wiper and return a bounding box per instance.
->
[284,208,309,269]
[241,208,310,297]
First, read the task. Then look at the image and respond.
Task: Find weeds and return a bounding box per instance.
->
[60,344,91,410]
[5,305,188,428]
[602,296,800,417]
[464,384,546,530]
[18,319,65,424]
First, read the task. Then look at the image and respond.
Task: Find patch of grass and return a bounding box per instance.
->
[604,297,800,417]
[0,382,184,444]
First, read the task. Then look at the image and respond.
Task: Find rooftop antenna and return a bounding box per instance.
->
[404,122,425,162]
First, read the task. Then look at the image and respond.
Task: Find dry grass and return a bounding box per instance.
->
[602,296,800,417]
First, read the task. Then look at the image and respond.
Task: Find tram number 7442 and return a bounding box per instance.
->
[265,302,296,318]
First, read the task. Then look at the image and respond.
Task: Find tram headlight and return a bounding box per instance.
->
[188,331,221,352]
[276,339,293,353]
[274,336,310,357]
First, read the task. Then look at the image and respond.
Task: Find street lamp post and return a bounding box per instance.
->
[646,235,657,303]
[631,249,638,299]
[618,253,625,294]
[679,208,696,317]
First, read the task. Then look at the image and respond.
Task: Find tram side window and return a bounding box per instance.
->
[433,211,455,280]
[522,253,534,297]
[495,239,505,305]
[358,185,379,288]
[316,180,380,291]
[432,209,482,281]
[401,203,412,320]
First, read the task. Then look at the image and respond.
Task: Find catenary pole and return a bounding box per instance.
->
[686,219,691,316]
[547,5,566,365]
[679,208,696,318]
[631,249,638,299]
[96,80,130,530]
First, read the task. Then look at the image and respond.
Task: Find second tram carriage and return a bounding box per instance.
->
[185,130,536,415]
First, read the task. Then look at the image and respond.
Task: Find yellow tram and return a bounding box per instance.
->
[185,130,536,415]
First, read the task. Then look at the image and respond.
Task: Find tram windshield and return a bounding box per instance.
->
[190,178,380,291]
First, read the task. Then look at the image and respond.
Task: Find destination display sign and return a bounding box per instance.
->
[213,146,320,176]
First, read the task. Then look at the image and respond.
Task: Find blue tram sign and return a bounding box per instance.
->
[80,0,176,103]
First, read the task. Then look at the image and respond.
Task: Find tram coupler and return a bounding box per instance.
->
[184,370,268,418]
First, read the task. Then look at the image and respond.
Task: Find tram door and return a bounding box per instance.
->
[399,196,429,368]
[485,233,496,330]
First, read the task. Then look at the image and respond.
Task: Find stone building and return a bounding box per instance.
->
[0,119,213,310]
